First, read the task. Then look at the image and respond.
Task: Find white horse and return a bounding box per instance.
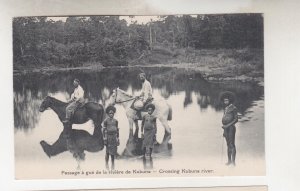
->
[109,88,172,143]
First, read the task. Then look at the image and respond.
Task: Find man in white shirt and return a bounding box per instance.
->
[63,79,85,124]
[134,72,153,121]
[138,72,153,104]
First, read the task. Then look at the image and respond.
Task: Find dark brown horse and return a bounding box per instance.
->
[39,96,104,129]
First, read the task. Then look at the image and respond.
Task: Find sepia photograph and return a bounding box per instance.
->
[13,14,264,179]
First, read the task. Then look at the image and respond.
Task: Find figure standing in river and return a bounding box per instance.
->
[63,79,85,124]
[103,105,120,170]
[141,104,157,159]
[221,91,238,166]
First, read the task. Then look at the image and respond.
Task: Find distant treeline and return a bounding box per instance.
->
[13,14,263,68]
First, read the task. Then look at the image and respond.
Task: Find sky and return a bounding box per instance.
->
[46,15,198,25]
[47,16,163,25]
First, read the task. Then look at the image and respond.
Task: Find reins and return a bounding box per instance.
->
[114,89,136,104]
[115,98,136,103]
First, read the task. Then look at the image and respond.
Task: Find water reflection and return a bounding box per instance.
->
[14,67,264,131]
[13,91,43,131]
[40,126,104,162]
[143,157,154,169]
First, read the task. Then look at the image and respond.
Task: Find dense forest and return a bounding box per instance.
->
[13,14,263,69]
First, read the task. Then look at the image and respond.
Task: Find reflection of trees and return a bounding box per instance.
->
[147,67,263,113]
[184,91,192,108]
[14,67,263,130]
[208,81,264,114]
[197,94,210,111]
[14,90,44,131]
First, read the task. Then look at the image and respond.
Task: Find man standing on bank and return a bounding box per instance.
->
[221,91,238,166]
[63,79,85,124]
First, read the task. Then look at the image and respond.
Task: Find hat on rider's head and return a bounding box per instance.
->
[74,78,80,84]
[145,103,155,111]
[106,105,116,114]
[220,91,235,103]
[138,69,146,77]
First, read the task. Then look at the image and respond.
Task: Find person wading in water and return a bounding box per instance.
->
[103,105,120,170]
[141,103,157,159]
[221,91,238,166]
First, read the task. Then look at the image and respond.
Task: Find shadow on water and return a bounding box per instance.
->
[14,67,264,131]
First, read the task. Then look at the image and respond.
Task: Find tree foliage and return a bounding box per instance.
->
[13,14,263,68]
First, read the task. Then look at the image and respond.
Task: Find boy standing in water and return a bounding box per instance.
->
[103,105,120,170]
[221,91,238,166]
[141,104,157,159]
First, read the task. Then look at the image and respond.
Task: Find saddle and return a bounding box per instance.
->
[74,100,87,112]
[68,101,87,122]
[130,98,153,112]
[78,102,86,108]
[131,98,154,120]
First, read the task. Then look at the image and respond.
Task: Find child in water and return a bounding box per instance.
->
[103,105,119,170]
[141,104,157,159]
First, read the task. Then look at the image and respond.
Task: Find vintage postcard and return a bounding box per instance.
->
[13,14,265,179]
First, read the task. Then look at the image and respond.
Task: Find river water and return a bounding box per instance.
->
[14,67,265,179]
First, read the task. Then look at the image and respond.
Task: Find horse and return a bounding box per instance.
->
[109,88,172,156]
[39,96,104,130]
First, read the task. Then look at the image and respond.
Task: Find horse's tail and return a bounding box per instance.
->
[167,104,172,121]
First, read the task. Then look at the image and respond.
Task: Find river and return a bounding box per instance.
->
[14,67,265,179]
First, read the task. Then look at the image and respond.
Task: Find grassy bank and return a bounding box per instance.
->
[133,47,263,80]
[14,47,263,82]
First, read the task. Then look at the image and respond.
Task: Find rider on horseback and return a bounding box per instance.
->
[135,72,153,120]
[63,79,85,124]
[139,72,153,104]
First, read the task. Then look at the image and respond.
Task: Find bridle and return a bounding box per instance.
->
[40,98,52,111]
[113,89,136,104]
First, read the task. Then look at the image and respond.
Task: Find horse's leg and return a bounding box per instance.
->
[63,122,72,132]
[159,118,171,143]
[128,118,134,140]
[94,108,104,130]
[133,120,139,139]
[122,118,136,157]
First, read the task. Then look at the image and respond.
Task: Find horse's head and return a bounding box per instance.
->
[39,96,52,112]
[109,88,133,105]
[109,88,118,105]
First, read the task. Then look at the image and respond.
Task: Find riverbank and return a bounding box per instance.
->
[13,48,263,83]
